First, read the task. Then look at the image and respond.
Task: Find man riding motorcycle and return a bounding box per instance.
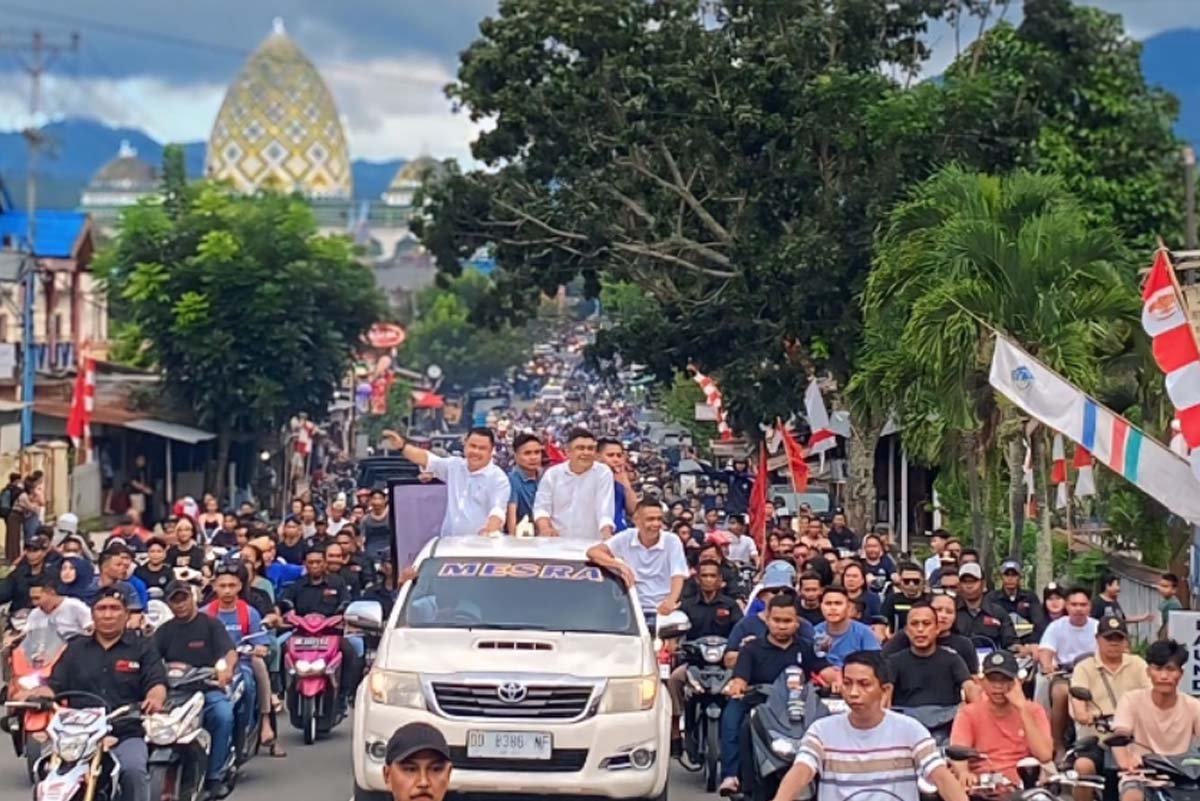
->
[887,601,978,708]
[1039,587,1099,759]
[881,562,930,636]
[43,587,167,801]
[279,547,360,708]
[153,580,239,798]
[0,531,56,613]
[953,563,1018,648]
[985,561,1046,650]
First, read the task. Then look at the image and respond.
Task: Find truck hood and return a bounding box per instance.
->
[378,628,654,677]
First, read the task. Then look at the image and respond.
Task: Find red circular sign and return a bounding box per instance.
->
[367,323,406,349]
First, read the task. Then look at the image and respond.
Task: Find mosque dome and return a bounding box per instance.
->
[90,140,157,192]
[205,19,352,199]
[382,156,446,207]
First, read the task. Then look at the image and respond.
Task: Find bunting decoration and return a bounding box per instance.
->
[66,355,95,464]
[691,366,734,441]
[1051,433,1069,509]
[804,379,837,466]
[1073,445,1095,498]
[1142,249,1200,478]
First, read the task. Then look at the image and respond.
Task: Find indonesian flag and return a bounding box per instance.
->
[1073,445,1096,498]
[66,356,95,463]
[691,366,734,441]
[747,442,770,551]
[544,438,567,465]
[1051,433,1069,509]
[779,421,810,494]
[1142,250,1200,478]
[804,380,837,464]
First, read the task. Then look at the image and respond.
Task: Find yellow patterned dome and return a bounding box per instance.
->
[206,19,352,199]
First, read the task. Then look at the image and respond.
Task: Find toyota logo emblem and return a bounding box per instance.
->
[496,682,528,704]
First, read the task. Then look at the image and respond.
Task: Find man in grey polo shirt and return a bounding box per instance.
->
[587,498,689,618]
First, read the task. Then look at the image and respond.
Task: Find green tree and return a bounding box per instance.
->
[402,271,530,389]
[849,166,1135,579]
[96,174,385,494]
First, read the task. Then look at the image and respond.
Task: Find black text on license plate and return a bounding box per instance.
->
[292,637,327,649]
[466,730,552,760]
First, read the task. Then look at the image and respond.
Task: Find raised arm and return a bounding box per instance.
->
[381,429,430,470]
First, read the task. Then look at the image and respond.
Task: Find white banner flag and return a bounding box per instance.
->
[989,334,1200,524]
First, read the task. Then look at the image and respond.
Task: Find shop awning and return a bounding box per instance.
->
[124,418,216,445]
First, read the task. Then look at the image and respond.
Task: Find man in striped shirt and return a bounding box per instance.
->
[773,651,968,801]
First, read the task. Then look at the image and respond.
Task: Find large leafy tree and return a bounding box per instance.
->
[97,146,386,492]
[849,166,1135,579]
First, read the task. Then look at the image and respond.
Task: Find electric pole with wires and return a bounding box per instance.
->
[0,29,79,446]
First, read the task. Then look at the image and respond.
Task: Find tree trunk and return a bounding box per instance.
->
[964,432,991,575]
[845,415,881,534]
[1006,435,1026,562]
[1034,431,1054,590]
[213,425,233,505]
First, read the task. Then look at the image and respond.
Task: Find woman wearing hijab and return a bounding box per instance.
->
[56,555,98,605]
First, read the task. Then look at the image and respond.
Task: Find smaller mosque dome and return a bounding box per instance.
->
[90,140,157,192]
[382,156,446,207]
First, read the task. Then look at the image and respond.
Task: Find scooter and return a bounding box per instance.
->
[229,638,263,765]
[144,664,215,801]
[282,611,344,745]
[742,671,838,801]
[1102,734,1200,801]
[3,625,69,782]
[678,636,731,791]
[29,691,140,801]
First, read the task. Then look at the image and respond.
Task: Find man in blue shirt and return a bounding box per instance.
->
[598,438,637,532]
[506,432,542,534]
[205,563,274,748]
[813,585,881,669]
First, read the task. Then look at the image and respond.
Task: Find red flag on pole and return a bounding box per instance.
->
[747,442,769,553]
[67,356,95,463]
[779,422,810,494]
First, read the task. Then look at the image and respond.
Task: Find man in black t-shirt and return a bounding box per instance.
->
[881,561,930,635]
[717,594,835,797]
[153,580,238,797]
[797,571,825,627]
[884,592,979,674]
[134,536,172,595]
[887,602,977,709]
[276,517,307,565]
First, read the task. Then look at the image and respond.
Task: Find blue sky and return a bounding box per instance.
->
[0,1,1187,163]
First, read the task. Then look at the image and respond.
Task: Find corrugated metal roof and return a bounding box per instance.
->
[0,211,89,259]
[124,418,215,445]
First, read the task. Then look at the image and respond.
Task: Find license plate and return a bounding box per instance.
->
[658,663,671,680]
[292,637,328,649]
[466,730,552,760]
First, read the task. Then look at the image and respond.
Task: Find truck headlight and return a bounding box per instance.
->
[600,675,658,713]
[367,671,426,709]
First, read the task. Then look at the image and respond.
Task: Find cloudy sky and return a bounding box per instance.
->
[0,1,1190,163]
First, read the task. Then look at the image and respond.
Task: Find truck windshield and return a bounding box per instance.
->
[398,557,639,635]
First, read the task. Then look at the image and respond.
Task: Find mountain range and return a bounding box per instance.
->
[1,26,1197,211]
[0,118,406,209]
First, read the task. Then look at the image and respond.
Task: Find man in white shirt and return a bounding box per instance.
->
[326,499,349,536]
[534,427,615,540]
[586,500,688,617]
[382,428,509,537]
[923,530,948,579]
[1039,586,1099,758]
[724,514,759,565]
[27,574,92,639]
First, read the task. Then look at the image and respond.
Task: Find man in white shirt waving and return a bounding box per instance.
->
[382,428,510,537]
[587,499,688,617]
[534,427,615,540]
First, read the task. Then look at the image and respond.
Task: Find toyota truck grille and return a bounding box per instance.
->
[431,681,595,719]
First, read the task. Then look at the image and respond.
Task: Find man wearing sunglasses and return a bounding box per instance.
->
[881,562,930,637]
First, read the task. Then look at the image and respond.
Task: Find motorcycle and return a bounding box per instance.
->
[3,626,69,782]
[282,611,345,745]
[1103,734,1200,801]
[742,671,838,801]
[678,636,731,791]
[144,664,215,801]
[29,691,140,801]
[947,745,1104,801]
[229,638,263,765]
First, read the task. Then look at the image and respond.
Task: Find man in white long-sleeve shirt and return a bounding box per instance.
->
[534,427,615,541]
[382,428,509,537]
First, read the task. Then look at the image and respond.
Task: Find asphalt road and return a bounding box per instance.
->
[0,715,714,801]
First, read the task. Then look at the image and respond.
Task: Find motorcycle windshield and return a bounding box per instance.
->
[18,626,66,668]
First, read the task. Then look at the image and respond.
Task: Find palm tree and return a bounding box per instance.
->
[849,166,1135,582]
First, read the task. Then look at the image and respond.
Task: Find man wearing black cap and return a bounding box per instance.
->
[986,561,1045,654]
[0,529,54,612]
[45,586,166,801]
[280,546,360,706]
[153,579,238,797]
[381,722,452,801]
[953,563,1018,649]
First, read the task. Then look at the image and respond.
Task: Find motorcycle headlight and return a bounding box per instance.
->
[145,719,182,746]
[702,646,724,664]
[600,675,658,714]
[17,674,41,690]
[771,736,797,759]
[367,671,426,709]
[57,735,88,763]
[294,658,327,677]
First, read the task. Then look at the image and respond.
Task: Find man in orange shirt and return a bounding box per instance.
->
[949,650,1053,787]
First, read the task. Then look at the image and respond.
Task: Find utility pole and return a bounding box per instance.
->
[0,30,79,447]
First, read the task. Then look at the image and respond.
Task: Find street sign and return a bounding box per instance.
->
[1166,610,1200,696]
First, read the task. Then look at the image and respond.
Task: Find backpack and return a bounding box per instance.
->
[206,599,251,637]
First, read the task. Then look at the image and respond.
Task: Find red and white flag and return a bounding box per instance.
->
[804,379,837,465]
[66,356,95,463]
[1142,249,1200,477]
[1050,433,1069,509]
[691,366,733,441]
[778,421,810,495]
[1073,445,1096,498]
